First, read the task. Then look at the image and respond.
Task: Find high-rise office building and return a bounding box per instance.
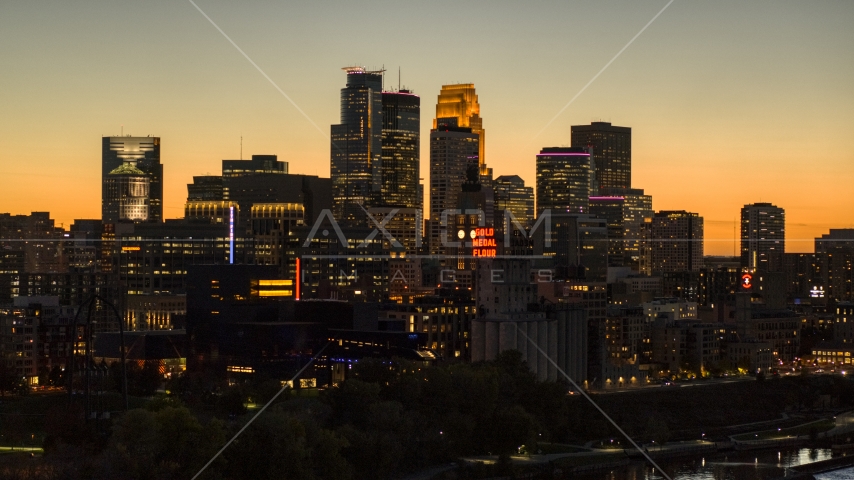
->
[434,84,485,170]
[381,90,420,209]
[597,187,653,270]
[428,120,479,254]
[535,147,592,216]
[494,175,534,227]
[103,163,150,224]
[429,120,480,220]
[642,211,704,274]
[740,203,785,273]
[102,136,162,222]
[571,122,631,192]
[331,67,384,220]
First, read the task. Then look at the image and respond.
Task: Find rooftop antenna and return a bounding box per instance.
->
[121,125,123,136]
[398,67,401,92]
[240,135,243,160]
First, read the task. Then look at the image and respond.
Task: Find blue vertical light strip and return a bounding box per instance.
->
[229,206,234,264]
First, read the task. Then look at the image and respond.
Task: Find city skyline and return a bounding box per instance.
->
[1,1,853,254]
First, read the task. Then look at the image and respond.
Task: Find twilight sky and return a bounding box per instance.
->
[1,0,852,254]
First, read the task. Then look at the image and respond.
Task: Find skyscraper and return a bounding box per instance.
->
[597,187,653,270]
[428,119,479,254]
[535,147,592,216]
[381,90,420,209]
[642,211,704,274]
[571,122,631,192]
[429,120,480,220]
[434,84,485,170]
[103,162,150,224]
[102,136,162,222]
[740,203,785,273]
[493,175,534,227]
[331,67,384,220]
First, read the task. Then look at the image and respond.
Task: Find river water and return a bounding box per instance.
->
[575,448,854,480]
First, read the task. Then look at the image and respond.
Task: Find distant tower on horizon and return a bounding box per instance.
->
[330,66,384,220]
[571,121,631,192]
[741,202,785,273]
[434,84,486,171]
[102,136,161,223]
[381,90,420,209]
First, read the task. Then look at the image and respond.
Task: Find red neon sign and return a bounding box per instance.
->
[741,273,753,290]
[472,228,497,258]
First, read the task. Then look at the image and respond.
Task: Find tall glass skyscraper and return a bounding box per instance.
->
[535,147,592,216]
[331,67,384,220]
[571,122,631,192]
[434,84,485,170]
[429,120,480,220]
[102,136,161,223]
[381,90,420,209]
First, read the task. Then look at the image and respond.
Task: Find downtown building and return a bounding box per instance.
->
[330,67,384,220]
[427,119,480,255]
[640,211,704,301]
[434,84,486,171]
[596,187,653,271]
[102,136,162,223]
[570,121,631,192]
[815,229,854,303]
[741,203,785,273]
[535,147,592,216]
[380,90,420,209]
[493,175,535,228]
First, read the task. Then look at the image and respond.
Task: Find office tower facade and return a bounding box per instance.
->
[381,90,420,208]
[102,136,162,222]
[642,211,704,274]
[331,67,384,220]
[428,120,480,253]
[434,84,486,169]
[740,203,785,273]
[571,121,631,192]
[187,176,224,201]
[104,163,150,224]
[494,175,534,227]
[535,147,592,216]
[534,214,609,282]
[597,187,653,270]
[589,196,625,267]
[251,203,305,275]
[222,155,287,178]
[815,229,854,302]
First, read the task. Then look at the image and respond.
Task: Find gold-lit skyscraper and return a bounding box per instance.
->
[434,84,486,169]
